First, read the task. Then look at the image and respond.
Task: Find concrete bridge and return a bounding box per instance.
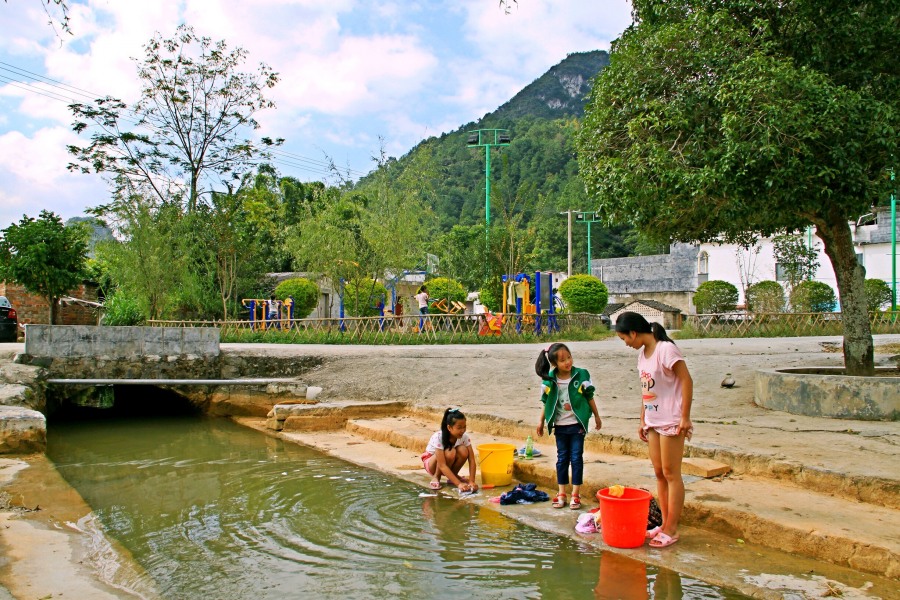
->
[0,325,322,453]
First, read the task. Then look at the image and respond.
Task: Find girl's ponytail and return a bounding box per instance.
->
[441,407,465,450]
[534,343,571,380]
[651,322,674,343]
[615,311,676,345]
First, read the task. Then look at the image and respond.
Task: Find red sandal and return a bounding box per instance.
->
[552,493,567,509]
[570,494,582,510]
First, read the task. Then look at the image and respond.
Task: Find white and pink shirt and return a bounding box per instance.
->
[638,341,686,430]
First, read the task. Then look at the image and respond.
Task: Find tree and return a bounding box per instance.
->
[558,275,609,314]
[693,281,739,314]
[274,278,319,319]
[0,211,89,324]
[864,279,893,312]
[791,281,837,313]
[578,0,900,374]
[745,281,785,314]
[3,1,72,37]
[342,279,388,317]
[68,25,281,211]
[773,235,820,298]
[734,243,762,311]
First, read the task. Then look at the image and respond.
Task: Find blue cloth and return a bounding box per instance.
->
[499,483,550,505]
[554,424,585,486]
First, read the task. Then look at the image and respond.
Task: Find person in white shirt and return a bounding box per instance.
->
[420,408,478,492]
[413,286,430,315]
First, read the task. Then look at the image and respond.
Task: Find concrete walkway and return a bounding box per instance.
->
[223,334,900,503]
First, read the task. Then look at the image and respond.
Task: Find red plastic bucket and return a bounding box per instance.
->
[596,487,652,548]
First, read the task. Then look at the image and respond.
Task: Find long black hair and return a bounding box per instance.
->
[441,407,466,449]
[535,343,571,380]
[614,311,674,344]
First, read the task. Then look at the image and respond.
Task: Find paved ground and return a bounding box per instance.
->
[224,334,900,487]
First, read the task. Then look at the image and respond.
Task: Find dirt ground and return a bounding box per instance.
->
[226,334,900,485]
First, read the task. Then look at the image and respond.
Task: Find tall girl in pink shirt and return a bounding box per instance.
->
[615,312,693,548]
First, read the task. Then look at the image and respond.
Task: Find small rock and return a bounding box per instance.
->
[721,374,735,388]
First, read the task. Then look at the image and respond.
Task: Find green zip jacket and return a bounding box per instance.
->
[540,367,596,434]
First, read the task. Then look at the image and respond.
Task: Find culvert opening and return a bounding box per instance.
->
[48,385,200,422]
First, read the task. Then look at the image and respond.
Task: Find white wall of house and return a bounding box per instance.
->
[699,220,897,308]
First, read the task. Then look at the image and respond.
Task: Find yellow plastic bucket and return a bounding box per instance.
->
[477,443,517,487]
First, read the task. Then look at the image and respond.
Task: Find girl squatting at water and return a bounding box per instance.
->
[421,408,479,492]
[535,343,602,510]
[615,312,694,548]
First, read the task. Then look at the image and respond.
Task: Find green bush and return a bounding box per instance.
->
[745,280,785,313]
[425,277,466,312]
[102,292,145,326]
[790,281,837,312]
[865,278,893,312]
[558,274,609,314]
[341,279,388,317]
[478,277,503,312]
[274,278,319,319]
[693,280,739,313]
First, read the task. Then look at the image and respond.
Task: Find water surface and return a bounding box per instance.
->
[48,416,748,600]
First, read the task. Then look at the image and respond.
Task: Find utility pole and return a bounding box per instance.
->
[892,170,897,310]
[575,211,602,276]
[567,210,573,277]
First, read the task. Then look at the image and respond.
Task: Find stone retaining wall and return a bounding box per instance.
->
[23,325,219,359]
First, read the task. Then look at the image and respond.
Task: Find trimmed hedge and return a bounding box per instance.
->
[693,280,739,313]
[745,280,785,313]
[865,278,893,311]
[425,277,466,312]
[274,278,319,319]
[558,274,609,314]
[790,281,837,313]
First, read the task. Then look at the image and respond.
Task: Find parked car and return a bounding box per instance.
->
[0,297,18,342]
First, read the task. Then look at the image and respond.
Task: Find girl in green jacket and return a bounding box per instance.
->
[535,343,602,510]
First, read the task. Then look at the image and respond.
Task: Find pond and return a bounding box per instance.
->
[47,415,749,600]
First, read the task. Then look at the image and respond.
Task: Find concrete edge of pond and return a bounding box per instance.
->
[235,415,900,600]
[0,455,161,600]
[755,368,900,420]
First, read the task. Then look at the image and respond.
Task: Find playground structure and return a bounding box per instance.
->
[242,297,295,330]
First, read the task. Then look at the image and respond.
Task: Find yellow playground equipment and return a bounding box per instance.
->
[502,275,536,324]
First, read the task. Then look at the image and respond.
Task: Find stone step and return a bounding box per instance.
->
[344,416,900,581]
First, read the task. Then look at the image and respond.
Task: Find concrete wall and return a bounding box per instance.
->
[23,326,220,359]
[607,291,695,316]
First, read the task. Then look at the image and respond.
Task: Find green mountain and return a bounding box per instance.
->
[488,50,611,120]
[356,50,652,281]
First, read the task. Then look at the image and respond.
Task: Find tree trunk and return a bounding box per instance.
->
[814,216,874,375]
[47,296,55,325]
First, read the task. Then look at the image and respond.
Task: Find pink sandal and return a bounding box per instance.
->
[430,481,442,490]
[646,526,662,539]
[649,532,679,548]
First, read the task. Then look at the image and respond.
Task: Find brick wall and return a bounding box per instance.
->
[0,282,100,326]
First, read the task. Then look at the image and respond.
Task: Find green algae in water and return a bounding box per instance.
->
[48,417,747,600]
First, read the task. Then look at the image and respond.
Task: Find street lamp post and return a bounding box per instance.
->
[892,170,897,311]
[575,211,602,276]
[466,129,511,230]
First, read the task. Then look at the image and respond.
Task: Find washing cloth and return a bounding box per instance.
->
[499,483,550,505]
[575,512,600,534]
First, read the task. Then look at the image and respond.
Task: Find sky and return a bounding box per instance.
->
[0,0,632,228]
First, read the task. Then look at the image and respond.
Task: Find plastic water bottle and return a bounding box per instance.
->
[525,435,534,460]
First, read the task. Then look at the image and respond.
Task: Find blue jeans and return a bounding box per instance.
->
[554,423,585,486]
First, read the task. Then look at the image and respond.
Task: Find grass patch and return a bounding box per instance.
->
[222,323,614,345]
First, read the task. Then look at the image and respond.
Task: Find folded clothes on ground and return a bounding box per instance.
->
[499,483,550,506]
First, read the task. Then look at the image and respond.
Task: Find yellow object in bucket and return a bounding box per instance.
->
[609,485,625,498]
[477,443,516,487]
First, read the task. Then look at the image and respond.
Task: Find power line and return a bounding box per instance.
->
[0,60,366,180]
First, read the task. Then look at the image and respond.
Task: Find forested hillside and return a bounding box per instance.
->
[355,50,660,283]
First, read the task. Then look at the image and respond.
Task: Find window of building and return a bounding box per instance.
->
[697,251,709,284]
[775,263,788,282]
[856,253,864,266]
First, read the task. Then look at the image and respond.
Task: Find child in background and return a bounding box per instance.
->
[535,343,602,510]
[615,312,693,548]
[422,408,478,492]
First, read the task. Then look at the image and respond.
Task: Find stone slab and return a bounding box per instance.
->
[24,325,220,359]
[682,457,732,478]
[0,406,45,453]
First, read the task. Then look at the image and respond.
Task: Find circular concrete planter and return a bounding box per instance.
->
[755,367,900,420]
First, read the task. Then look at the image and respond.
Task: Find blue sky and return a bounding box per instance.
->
[0,0,632,228]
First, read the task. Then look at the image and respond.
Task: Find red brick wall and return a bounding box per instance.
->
[0,281,100,326]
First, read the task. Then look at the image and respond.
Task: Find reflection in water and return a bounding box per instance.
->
[47,416,746,600]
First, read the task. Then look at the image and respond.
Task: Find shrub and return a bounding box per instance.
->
[864,278,893,312]
[790,281,837,313]
[102,292,145,326]
[693,280,739,314]
[274,278,319,319]
[558,274,609,314]
[425,277,466,312]
[745,280,785,313]
[478,277,503,312]
[341,279,388,317]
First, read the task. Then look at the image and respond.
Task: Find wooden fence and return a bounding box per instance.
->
[148,312,608,345]
[681,311,900,338]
